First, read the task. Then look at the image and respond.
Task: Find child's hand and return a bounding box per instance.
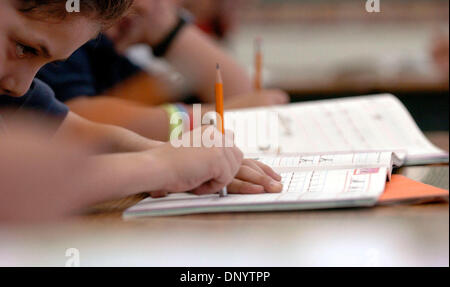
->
[150,157,283,198]
[147,126,283,198]
[148,128,243,197]
[227,159,283,194]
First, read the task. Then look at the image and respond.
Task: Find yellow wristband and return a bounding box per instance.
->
[162,104,183,139]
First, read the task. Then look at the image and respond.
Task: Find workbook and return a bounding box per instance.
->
[124,151,400,218]
[123,94,448,218]
[224,94,448,165]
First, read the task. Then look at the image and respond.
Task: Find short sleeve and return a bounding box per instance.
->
[0,79,69,127]
[37,35,143,103]
[86,35,143,93]
[37,46,97,102]
[23,79,70,119]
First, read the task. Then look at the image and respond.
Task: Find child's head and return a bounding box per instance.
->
[0,0,133,98]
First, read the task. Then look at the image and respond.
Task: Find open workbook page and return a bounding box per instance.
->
[124,152,395,218]
[224,94,448,165]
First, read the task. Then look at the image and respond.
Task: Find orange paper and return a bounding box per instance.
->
[379,175,449,205]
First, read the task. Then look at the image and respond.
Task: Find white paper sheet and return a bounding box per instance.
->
[225,94,448,165]
[124,152,391,218]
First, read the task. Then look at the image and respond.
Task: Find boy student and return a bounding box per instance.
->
[0,0,283,221]
[37,0,289,141]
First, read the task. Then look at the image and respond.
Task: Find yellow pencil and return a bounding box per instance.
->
[216,64,227,197]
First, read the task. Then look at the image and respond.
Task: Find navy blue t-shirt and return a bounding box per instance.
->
[0,79,69,133]
[37,35,142,103]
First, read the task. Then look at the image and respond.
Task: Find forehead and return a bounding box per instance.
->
[19,13,100,60]
[0,1,17,22]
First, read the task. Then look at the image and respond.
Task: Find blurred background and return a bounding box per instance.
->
[131,0,449,131]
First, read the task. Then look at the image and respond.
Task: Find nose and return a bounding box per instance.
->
[0,65,38,97]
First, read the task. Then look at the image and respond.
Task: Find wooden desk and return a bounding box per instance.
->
[427,131,450,152]
[1,200,447,267]
[0,134,448,267]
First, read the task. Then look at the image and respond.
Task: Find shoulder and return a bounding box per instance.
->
[24,79,69,118]
[0,79,70,135]
[2,79,70,120]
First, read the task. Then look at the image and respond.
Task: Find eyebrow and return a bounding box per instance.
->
[31,40,68,62]
[38,44,51,59]
[11,25,74,61]
[38,41,72,62]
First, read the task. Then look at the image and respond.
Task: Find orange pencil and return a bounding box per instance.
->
[215,63,225,134]
[215,64,227,197]
[254,37,263,91]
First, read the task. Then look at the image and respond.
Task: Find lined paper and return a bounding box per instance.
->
[225,94,448,165]
[124,152,391,218]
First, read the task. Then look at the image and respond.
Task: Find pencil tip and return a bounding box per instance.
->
[216,63,220,70]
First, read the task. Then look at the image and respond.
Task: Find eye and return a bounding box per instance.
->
[15,43,38,59]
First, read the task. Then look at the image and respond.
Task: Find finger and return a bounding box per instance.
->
[236,166,283,193]
[228,179,265,194]
[277,92,290,104]
[242,158,266,174]
[273,93,289,105]
[240,159,280,183]
[223,147,243,178]
[253,160,282,181]
[229,146,244,165]
[218,129,242,178]
[192,180,223,196]
[265,90,289,105]
[150,190,169,198]
[208,149,235,191]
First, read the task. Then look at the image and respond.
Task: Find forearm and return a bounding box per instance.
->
[92,123,163,153]
[0,145,167,221]
[67,97,171,142]
[163,25,252,102]
[79,152,166,202]
[52,151,172,216]
[55,112,164,154]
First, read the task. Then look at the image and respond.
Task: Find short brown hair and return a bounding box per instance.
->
[18,0,134,25]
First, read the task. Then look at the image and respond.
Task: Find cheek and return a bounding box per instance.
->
[0,44,6,77]
[15,60,44,79]
[0,43,16,80]
[4,53,44,78]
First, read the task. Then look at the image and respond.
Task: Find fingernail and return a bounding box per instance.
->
[270,181,283,191]
[252,185,265,192]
